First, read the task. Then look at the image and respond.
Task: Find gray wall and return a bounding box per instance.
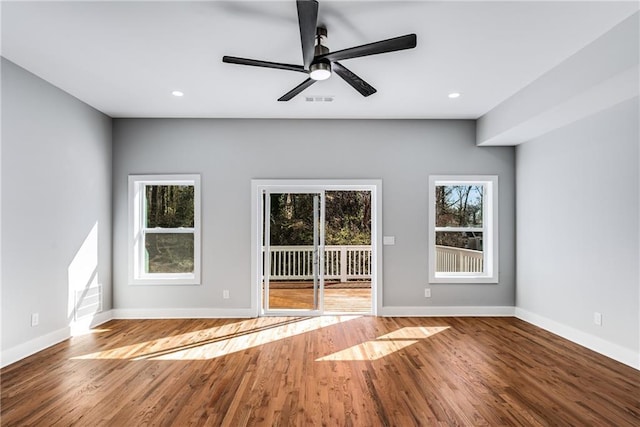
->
[1,59,112,352]
[112,119,515,311]
[516,97,639,355]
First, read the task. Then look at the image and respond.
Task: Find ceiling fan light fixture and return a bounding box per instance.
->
[310,61,331,81]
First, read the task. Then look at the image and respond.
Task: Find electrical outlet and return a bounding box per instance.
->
[594,312,602,326]
[31,313,39,327]
[223,290,230,299]
[424,288,431,298]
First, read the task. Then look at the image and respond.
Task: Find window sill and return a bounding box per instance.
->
[130,274,201,286]
[430,275,499,284]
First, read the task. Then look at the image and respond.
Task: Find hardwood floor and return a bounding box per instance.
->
[1,316,639,426]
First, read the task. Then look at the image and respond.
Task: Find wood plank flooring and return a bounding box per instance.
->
[2,316,639,426]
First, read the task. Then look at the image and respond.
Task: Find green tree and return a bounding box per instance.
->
[268,191,371,246]
[435,185,483,250]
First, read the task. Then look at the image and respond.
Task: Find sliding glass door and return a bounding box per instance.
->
[263,190,324,314]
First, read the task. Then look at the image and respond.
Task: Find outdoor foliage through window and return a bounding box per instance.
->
[144,185,195,274]
[268,191,371,246]
[435,185,484,252]
[145,185,194,228]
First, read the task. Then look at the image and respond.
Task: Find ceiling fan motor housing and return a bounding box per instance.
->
[310,27,331,80]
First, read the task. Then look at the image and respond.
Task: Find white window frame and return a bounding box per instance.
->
[428,175,498,284]
[128,174,201,285]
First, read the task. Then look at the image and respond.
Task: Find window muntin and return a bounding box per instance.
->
[429,176,498,283]
[129,175,201,285]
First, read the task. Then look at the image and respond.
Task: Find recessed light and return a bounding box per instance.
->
[171,90,184,97]
[448,92,461,99]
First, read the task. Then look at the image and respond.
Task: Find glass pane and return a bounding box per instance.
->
[145,185,194,228]
[145,233,194,273]
[324,190,372,313]
[267,193,319,310]
[325,191,371,245]
[435,231,484,273]
[435,185,483,227]
[268,193,316,245]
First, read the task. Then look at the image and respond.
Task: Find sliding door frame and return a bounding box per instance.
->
[263,188,325,315]
[251,179,382,317]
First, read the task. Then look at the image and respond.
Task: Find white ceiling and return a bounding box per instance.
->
[2,1,637,119]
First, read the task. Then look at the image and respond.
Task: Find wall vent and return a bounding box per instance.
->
[74,285,102,320]
[305,96,334,102]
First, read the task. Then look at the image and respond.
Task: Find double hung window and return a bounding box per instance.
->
[129,175,201,285]
[428,176,498,283]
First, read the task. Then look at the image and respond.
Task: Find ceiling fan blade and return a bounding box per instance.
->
[222,56,307,73]
[333,62,377,97]
[278,78,317,101]
[317,34,417,63]
[297,0,319,69]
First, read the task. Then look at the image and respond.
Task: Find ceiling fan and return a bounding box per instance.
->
[222,0,417,101]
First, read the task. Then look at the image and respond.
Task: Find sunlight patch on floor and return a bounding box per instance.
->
[71,327,111,337]
[377,326,450,340]
[71,316,361,361]
[316,339,418,361]
[316,326,449,361]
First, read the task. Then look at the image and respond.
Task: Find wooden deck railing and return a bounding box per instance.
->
[435,245,483,272]
[266,244,483,281]
[267,245,372,282]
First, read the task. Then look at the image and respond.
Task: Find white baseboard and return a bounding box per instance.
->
[1,326,70,368]
[379,306,515,317]
[515,307,639,370]
[112,307,256,319]
[1,310,115,368]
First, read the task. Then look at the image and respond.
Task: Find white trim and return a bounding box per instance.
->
[111,308,255,319]
[372,184,383,316]
[380,306,515,317]
[251,179,382,317]
[515,308,639,370]
[128,174,201,285]
[428,175,499,284]
[0,311,115,368]
[1,327,70,368]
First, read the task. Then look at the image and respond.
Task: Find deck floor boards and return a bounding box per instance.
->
[267,283,372,312]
